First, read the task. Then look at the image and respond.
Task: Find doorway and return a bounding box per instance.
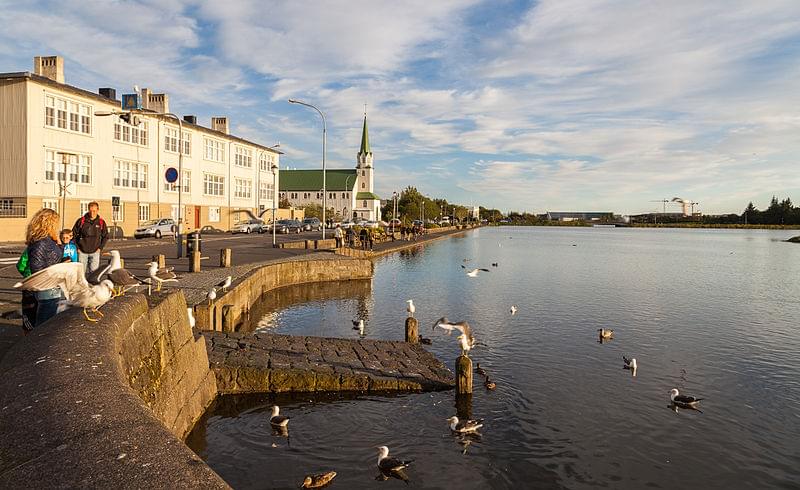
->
[194,206,201,229]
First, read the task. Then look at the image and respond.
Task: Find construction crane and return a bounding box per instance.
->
[649,199,670,214]
[671,197,700,216]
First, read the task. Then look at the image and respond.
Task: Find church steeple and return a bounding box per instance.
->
[359,114,371,155]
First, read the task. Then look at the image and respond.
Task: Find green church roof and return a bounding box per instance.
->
[279,169,357,191]
[359,115,371,154]
[356,191,380,200]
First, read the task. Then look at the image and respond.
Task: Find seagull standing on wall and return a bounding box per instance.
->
[406,299,415,318]
[216,275,232,292]
[106,250,142,295]
[147,262,178,292]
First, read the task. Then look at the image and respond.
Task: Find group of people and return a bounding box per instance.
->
[17,202,109,330]
[332,224,375,250]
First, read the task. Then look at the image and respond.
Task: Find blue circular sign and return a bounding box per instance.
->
[165,167,179,183]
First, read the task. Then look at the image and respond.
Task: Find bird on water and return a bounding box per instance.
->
[301,471,337,488]
[353,319,365,335]
[510,305,518,315]
[623,356,637,371]
[376,446,413,482]
[669,388,703,408]
[475,363,487,376]
[447,416,484,434]
[270,405,290,427]
[484,377,497,390]
[598,328,614,340]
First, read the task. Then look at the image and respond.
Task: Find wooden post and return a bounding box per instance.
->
[189,251,201,272]
[455,354,473,395]
[305,239,313,249]
[455,393,473,420]
[153,254,166,269]
[220,248,232,268]
[194,303,213,330]
[405,317,418,343]
[221,305,234,331]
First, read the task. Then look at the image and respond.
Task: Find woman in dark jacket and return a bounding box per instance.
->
[25,208,65,326]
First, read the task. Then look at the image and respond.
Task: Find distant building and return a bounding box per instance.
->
[470,206,480,220]
[279,115,380,221]
[0,55,281,240]
[545,211,613,222]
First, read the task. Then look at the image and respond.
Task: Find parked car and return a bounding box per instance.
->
[276,219,303,234]
[232,219,264,234]
[199,225,225,234]
[340,220,355,229]
[134,218,176,239]
[363,220,380,229]
[303,217,322,231]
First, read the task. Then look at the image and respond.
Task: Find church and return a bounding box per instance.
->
[279,115,381,222]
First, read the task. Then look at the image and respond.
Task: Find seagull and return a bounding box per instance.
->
[301,471,337,489]
[353,319,365,335]
[106,250,142,295]
[510,305,518,315]
[206,287,217,303]
[270,405,290,427]
[406,299,415,318]
[147,262,178,292]
[669,388,703,408]
[215,275,232,292]
[491,262,498,267]
[376,446,413,480]
[187,307,196,328]
[484,377,497,390]
[598,328,614,340]
[475,363,486,376]
[86,254,113,284]
[432,317,471,338]
[465,268,490,278]
[457,333,475,356]
[447,416,484,434]
[623,356,637,371]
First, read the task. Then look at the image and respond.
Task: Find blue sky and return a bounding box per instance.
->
[2,0,800,214]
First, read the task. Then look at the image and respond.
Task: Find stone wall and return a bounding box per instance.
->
[0,293,228,488]
[195,257,374,331]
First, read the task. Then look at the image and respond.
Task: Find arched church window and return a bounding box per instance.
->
[361,170,365,176]
[361,182,365,189]
[362,200,367,207]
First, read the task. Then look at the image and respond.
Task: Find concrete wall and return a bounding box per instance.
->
[195,257,374,331]
[0,293,228,488]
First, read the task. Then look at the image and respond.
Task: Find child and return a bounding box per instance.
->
[60,229,78,262]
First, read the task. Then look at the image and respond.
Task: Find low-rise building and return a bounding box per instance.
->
[0,56,282,240]
[545,211,614,222]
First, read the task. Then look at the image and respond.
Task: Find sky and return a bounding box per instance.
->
[2,0,800,215]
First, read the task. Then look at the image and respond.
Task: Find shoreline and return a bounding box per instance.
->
[494,223,800,230]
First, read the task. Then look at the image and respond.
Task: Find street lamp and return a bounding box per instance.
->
[256,144,280,217]
[97,109,184,258]
[271,163,279,247]
[392,191,398,234]
[56,151,77,230]
[288,99,326,239]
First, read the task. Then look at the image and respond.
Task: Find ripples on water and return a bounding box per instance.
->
[187,227,800,489]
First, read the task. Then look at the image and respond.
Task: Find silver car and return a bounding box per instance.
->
[232,219,264,234]
[134,218,176,239]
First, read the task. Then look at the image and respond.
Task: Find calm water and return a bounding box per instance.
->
[187,227,800,489]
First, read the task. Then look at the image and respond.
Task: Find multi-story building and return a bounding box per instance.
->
[0,56,282,241]
[279,115,381,222]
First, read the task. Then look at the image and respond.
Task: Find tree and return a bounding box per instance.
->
[279,195,291,209]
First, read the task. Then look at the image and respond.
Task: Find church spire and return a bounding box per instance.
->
[359,113,371,155]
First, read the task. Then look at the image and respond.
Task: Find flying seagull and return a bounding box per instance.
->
[432,317,471,338]
[147,262,178,292]
[215,275,232,292]
[669,389,703,408]
[406,299,415,318]
[598,328,614,340]
[465,268,490,278]
[376,446,413,481]
[301,471,337,489]
[270,405,290,427]
[353,319,365,335]
[447,416,484,434]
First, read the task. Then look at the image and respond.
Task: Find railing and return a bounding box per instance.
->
[0,203,27,218]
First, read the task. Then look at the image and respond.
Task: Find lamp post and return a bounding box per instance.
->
[96,110,184,258]
[392,191,398,234]
[257,144,281,218]
[288,99,326,239]
[272,163,279,247]
[56,151,76,229]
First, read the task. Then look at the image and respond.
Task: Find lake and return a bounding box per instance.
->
[186,227,800,489]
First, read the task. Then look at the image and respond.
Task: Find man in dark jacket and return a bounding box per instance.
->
[72,201,108,275]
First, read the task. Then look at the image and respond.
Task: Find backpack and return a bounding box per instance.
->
[16,248,31,278]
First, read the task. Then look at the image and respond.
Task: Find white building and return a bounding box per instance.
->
[279,115,381,222]
[0,55,282,240]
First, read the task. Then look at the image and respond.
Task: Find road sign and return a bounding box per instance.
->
[121,93,141,110]
[165,167,179,183]
[112,196,120,207]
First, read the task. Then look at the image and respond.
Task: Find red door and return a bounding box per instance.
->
[194,206,201,229]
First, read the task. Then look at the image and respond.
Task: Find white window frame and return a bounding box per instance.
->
[44,93,92,135]
[165,127,191,155]
[138,203,150,223]
[234,178,252,199]
[259,181,274,201]
[163,170,191,193]
[208,206,220,223]
[80,201,90,216]
[234,145,252,168]
[203,173,225,196]
[113,159,148,189]
[112,202,124,222]
[44,149,92,185]
[204,137,225,163]
[114,120,149,147]
[42,199,59,213]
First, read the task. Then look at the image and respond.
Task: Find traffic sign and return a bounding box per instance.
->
[165,167,179,183]
[121,93,141,110]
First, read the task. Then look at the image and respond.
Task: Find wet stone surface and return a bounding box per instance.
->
[202,331,454,394]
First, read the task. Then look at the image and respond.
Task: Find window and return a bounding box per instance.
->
[204,138,225,163]
[234,178,252,199]
[259,153,271,171]
[165,127,191,155]
[112,203,124,222]
[363,200,367,207]
[45,150,92,184]
[259,182,274,200]
[361,182,365,189]
[163,170,191,193]
[138,203,150,222]
[234,146,252,167]
[209,207,220,223]
[204,174,225,196]
[113,160,148,189]
[80,201,90,216]
[362,170,365,176]
[341,193,346,199]
[114,121,148,147]
[45,94,91,134]
[42,199,59,213]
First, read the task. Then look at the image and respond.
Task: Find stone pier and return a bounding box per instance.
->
[203,331,455,394]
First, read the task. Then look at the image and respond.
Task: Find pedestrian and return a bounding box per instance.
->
[25,208,66,327]
[334,224,343,248]
[359,227,368,250]
[60,228,78,262]
[346,227,355,247]
[367,229,374,251]
[72,201,108,276]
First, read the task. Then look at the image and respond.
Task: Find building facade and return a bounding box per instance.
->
[0,56,281,241]
[279,115,381,222]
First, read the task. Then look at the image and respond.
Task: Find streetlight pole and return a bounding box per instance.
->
[257,144,281,219]
[272,163,279,247]
[392,191,398,234]
[288,99,326,239]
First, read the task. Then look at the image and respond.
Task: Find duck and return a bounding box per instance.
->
[270,405,290,427]
[301,471,337,488]
[598,328,614,340]
[475,363,487,376]
[484,377,496,390]
[419,336,432,345]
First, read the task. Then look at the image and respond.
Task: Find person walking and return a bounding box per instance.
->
[72,201,108,275]
[334,224,343,248]
[25,208,66,326]
[359,227,368,250]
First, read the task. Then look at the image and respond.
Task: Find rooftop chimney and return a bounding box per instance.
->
[33,56,64,83]
[98,87,116,100]
[212,116,229,135]
[183,115,197,125]
[147,93,169,114]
